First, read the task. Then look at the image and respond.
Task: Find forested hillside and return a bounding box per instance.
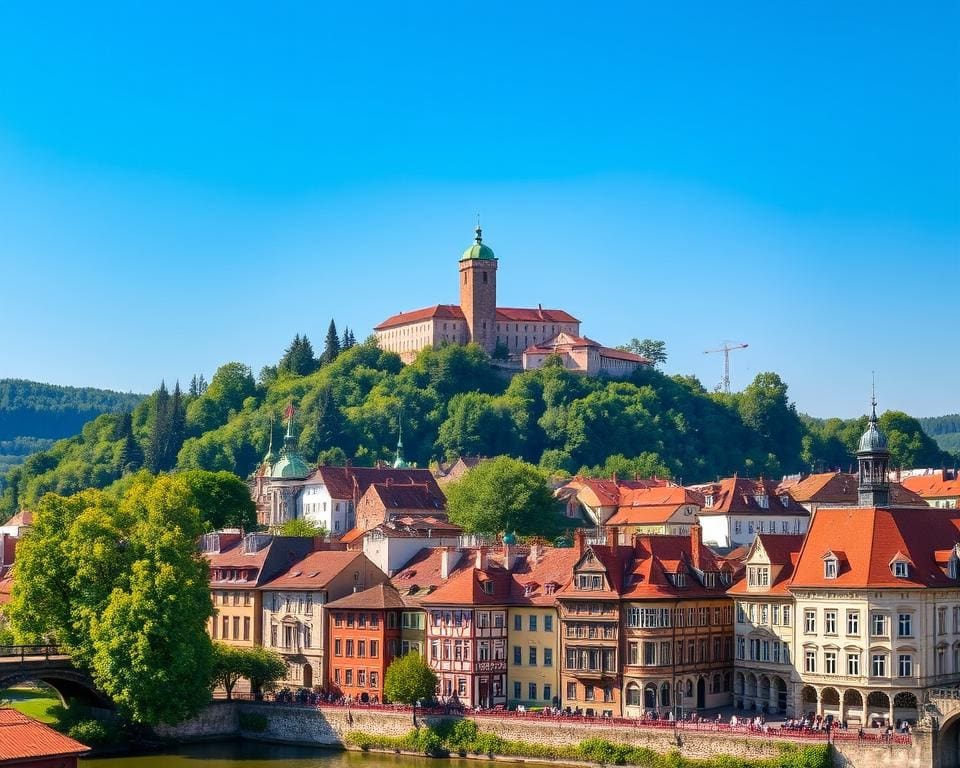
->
[918,414,960,456]
[0,380,145,475]
[0,336,950,517]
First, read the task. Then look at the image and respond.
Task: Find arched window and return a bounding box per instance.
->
[625,683,641,707]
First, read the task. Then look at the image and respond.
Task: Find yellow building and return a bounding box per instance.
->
[507,543,578,710]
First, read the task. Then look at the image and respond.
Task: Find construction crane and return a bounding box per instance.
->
[704,342,749,394]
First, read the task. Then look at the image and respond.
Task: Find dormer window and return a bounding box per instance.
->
[893,561,909,578]
[702,572,717,587]
[482,580,494,594]
[544,582,556,595]
[524,584,536,597]
[754,494,769,509]
[824,559,838,579]
[949,556,959,580]
[669,572,687,588]
[780,494,791,507]
[704,495,714,508]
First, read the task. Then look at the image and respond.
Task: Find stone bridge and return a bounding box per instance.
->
[923,688,960,768]
[0,645,111,708]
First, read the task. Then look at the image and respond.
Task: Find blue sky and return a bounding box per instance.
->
[0,3,957,417]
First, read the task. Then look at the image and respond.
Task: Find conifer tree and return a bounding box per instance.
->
[279,334,317,376]
[166,381,186,470]
[188,375,199,397]
[321,319,341,365]
[145,381,170,473]
[116,411,143,475]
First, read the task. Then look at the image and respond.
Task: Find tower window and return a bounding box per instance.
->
[483,272,488,284]
[464,273,467,284]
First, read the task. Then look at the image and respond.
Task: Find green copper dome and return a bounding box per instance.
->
[271,452,310,479]
[460,225,496,261]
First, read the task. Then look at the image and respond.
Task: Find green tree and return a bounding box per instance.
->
[437,392,518,460]
[243,647,288,699]
[617,338,668,367]
[185,363,256,436]
[279,334,318,377]
[178,469,257,530]
[446,456,561,536]
[321,319,341,365]
[278,517,328,537]
[384,652,438,717]
[210,642,248,700]
[115,411,143,475]
[145,381,170,473]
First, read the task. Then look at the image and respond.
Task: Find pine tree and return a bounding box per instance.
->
[321,319,341,365]
[279,334,317,376]
[116,411,143,475]
[188,375,199,397]
[307,385,344,459]
[348,329,357,347]
[166,381,186,471]
[197,374,208,395]
[145,381,170,473]
[341,327,351,351]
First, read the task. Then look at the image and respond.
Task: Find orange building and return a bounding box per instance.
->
[326,582,405,701]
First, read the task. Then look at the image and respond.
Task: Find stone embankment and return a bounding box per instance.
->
[156,702,933,768]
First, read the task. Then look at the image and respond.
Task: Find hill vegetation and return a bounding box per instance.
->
[918,414,960,456]
[0,380,144,475]
[0,332,951,517]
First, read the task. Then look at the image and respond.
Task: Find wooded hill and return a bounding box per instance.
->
[0,379,145,475]
[0,336,952,517]
[918,414,960,456]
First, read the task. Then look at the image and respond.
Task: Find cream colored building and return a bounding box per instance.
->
[507,605,560,709]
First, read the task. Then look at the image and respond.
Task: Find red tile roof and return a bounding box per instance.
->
[508,546,579,605]
[727,534,804,596]
[523,333,649,364]
[691,477,810,517]
[901,472,960,499]
[1,511,32,528]
[326,582,407,611]
[781,472,927,506]
[375,304,579,331]
[0,708,90,761]
[364,482,446,512]
[0,576,12,605]
[308,466,444,503]
[790,506,960,589]
[561,477,670,508]
[261,550,366,590]
[621,535,725,600]
[606,486,703,525]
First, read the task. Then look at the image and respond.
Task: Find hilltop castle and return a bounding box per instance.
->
[373,226,648,377]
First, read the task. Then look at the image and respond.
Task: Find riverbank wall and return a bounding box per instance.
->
[155,702,932,768]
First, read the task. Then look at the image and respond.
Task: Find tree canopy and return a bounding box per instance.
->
[7,473,216,724]
[384,652,438,705]
[617,338,668,367]
[446,456,562,537]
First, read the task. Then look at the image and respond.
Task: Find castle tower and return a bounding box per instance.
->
[459,223,498,355]
[857,393,890,507]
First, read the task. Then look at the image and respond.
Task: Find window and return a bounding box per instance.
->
[893,561,909,578]
[772,605,781,625]
[824,558,838,579]
[494,612,504,628]
[736,603,746,624]
[825,651,837,674]
[513,646,522,665]
[529,615,538,631]
[335,639,342,656]
[545,615,553,632]
[370,672,378,689]
[529,683,537,700]
[847,652,860,676]
[358,670,366,687]
[243,617,250,641]
[585,685,595,701]
[514,614,522,631]
[872,613,887,637]
[346,639,354,657]
[805,650,816,673]
[872,654,887,677]
[514,681,521,700]
[783,605,791,626]
[370,640,378,658]
[898,613,913,637]
[825,610,837,635]
[358,640,366,658]
[898,654,913,677]
[566,682,576,700]
[938,607,947,635]
[847,611,860,636]
[529,646,537,665]
[544,684,552,702]
[345,669,353,686]
[804,609,816,634]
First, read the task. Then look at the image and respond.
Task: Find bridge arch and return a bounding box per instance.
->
[0,668,112,709]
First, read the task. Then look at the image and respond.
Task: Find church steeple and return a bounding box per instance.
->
[393,407,409,468]
[857,385,890,506]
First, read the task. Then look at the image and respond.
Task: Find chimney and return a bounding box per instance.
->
[503,541,514,571]
[440,546,461,580]
[530,542,541,562]
[476,546,488,571]
[605,525,618,547]
[574,529,586,557]
[690,524,702,572]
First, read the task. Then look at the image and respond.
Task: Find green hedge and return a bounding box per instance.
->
[346,721,831,768]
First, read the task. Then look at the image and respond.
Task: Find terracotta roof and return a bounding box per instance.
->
[901,472,960,499]
[375,305,579,331]
[0,576,12,605]
[364,482,446,512]
[782,472,927,506]
[326,582,407,611]
[523,333,649,364]
[391,546,470,607]
[1,511,32,527]
[509,546,578,605]
[560,476,670,508]
[363,517,462,539]
[622,535,725,599]
[690,477,809,517]
[205,535,316,588]
[375,304,465,330]
[557,542,634,600]
[727,534,804,596]
[606,504,688,526]
[307,466,444,503]
[420,558,516,606]
[606,486,704,526]
[261,550,366,590]
[0,708,90,761]
[339,528,365,545]
[790,506,960,589]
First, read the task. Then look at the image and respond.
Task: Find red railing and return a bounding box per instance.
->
[212,695,913,747]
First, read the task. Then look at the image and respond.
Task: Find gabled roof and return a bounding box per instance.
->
[727,534,804,595]
[523,332,649,364]
[361,517,462,539]
[1,511,32,528]
[261,550,365,590]
[781,472,927,506]
[306,466,444,502]
[375,305,579,331]
[420,560,515,606]
[560,476,671,508]
[790,506,960,589]
[509,547,579,605]
[390,546,475,607]
[901,472,960,499]
[557,543,633,599]
[621,535,725,600]
[606,486,703,526]
[362,481,446,512]
[0,708,90,761]
[326,582,407,611]
[690,477,809,517]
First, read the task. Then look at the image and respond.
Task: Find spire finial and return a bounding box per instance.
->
[393,404,407,468]
[870,372,877,422]
[475,213,482,245]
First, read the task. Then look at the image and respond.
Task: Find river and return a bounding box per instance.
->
[82,742,480,768]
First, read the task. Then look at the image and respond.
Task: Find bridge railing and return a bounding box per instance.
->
[931,688,960,701]
[0,644,63,662]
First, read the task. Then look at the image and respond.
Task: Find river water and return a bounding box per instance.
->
[82,742,480,768]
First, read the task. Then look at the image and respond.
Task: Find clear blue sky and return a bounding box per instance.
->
[0,3,957,417]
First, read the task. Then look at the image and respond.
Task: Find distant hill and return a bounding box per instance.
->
[0,379,145,475]
[919,414,960,457]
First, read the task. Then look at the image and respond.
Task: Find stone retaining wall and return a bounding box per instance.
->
[157,703,938,768]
